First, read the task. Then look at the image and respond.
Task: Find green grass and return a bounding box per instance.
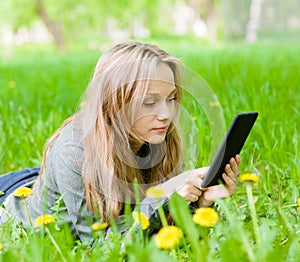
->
[0,39,299,261]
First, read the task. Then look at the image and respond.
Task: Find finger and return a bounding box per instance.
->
[225,164,236,182]
[178,182,203,200]
[192,167,209,179]
[235,154,241,168]
[193,172,205,180]
[185,176,204,191]
[188,194,200,202]
[180,185,202,202]
[188,170,205,187]
[223,172,234,185]
[229,157,239,175]
[222,173,237,195]
[225,164,234,177]
[189,186,203,197]
[193,172,205,181]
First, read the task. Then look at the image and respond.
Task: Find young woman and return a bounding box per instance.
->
[0,42,240,244]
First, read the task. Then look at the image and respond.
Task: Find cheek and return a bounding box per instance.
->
[132,114,153,132]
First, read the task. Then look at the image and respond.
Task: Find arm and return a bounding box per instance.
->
[137,155,240,231]
[47,140,95,244]
[198,155,240,207]
[159,166,209,200]
[159,155,241,206]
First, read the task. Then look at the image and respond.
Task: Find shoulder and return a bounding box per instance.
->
[47,123,85,175]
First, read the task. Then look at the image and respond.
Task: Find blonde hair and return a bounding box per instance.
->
[41,42,183,223]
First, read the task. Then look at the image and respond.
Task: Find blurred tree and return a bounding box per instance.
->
[245,0,263,42]
[36,0,65,50]
[260,0,300,35]
[0,0,36,30]
[221,0,300,40]
[187,0,222,42]
[1,0,299,47]
[220,0,251,39]
[0,0,65,50]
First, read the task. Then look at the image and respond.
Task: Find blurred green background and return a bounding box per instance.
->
[0,0,299,51]
[0,0,299,174]
[0,2,299,260]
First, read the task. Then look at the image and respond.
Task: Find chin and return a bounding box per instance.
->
[147,135,166,144]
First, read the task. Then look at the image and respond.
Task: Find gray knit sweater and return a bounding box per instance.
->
[0,123,168,244]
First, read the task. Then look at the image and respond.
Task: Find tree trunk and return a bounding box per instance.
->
[36,0,65,50]
[246,0,263,43]
[204,0,217,42]
[188,0,218,42]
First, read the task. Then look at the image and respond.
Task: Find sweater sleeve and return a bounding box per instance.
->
[47,138,95,244]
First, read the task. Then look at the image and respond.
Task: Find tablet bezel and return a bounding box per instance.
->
[201,112,258,188]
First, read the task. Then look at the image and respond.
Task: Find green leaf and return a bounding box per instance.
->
[168,193,201,259]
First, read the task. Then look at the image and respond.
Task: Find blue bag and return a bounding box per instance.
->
[0,167,40,202]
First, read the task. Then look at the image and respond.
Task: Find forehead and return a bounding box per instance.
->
[147,63,176,95]
[154,63,175,83]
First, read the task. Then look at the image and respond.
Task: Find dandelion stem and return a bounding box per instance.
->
[45,227,67,262]
[23,199,33,227]
[215,199,255,262]
[133,179,141,213]
[170,248,177,260]
[158,205,168,228]
[246,183,259,245]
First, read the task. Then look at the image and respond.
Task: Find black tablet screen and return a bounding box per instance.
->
[201,112,258,188]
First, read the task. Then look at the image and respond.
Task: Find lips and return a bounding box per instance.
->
[153,126,168,132]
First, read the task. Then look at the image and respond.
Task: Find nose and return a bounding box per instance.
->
[156,101,173,120]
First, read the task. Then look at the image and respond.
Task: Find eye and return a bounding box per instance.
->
[167,97,177,103]
[143,101,156,107]
[143,98,156,107]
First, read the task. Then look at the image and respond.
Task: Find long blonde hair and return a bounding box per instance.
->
[41,42,183,223]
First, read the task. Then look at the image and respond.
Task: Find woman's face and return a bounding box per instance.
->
[131,63,177,144]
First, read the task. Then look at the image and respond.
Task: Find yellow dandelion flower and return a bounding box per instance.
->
[155,226,182,250]
[91,222,108,231]
[79,100,87,108]
[146,187,165,198]
[210,101,220,107]
[297,198,300,207]
[13,187,33,198]
[0,242,3,251]
[34,214,55,228]
[8,81,16,88]
[193,207,219,227]
[132,211,150,230]
[239,173,260,183]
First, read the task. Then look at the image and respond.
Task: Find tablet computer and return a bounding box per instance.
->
[201,112,258,188]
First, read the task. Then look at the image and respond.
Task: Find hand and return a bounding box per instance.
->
[176,168,208,202]
[198,154,241,207]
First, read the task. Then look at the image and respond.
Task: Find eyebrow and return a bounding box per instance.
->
[146,89,177,97]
